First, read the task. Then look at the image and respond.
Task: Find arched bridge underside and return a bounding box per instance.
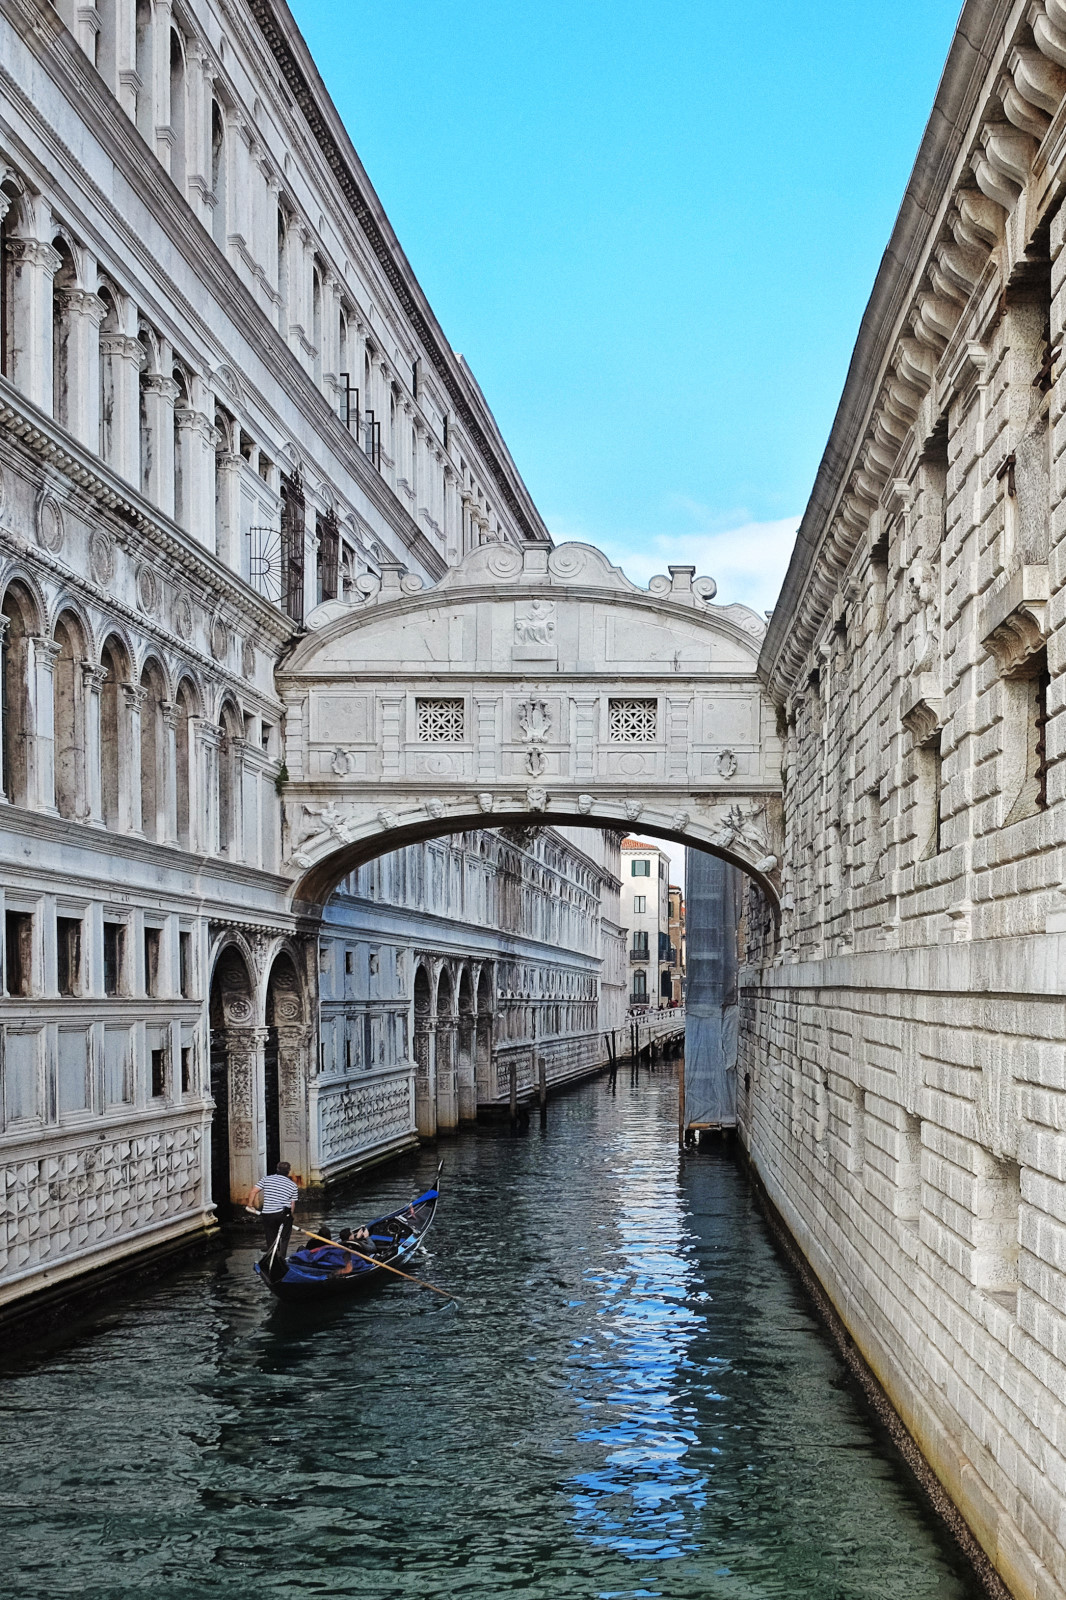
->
[279,542,784,907]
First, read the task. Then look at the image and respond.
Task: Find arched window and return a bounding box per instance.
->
[211,101,226,249]
[139,660,166,842]
[99,636,130,830]
[1,582,39,805]
[174,680,193,850]
[277,207,288,328]
[51,237,77,429]
[172,365,189,526]
[53,612,85,821]
[169,30,186,190]
[0,181,21,380]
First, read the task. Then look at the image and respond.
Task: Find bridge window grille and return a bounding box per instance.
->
[416,697,465,743]
[609,697,657,742]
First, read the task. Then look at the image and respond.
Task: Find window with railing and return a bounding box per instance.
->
[338,374,381,471]
[631,971,647,1001]
[631,930,649,960]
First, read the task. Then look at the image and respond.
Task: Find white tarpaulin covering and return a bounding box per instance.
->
[683,850,743,1127]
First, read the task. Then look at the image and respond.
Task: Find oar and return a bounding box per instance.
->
[295,1227,456,1301]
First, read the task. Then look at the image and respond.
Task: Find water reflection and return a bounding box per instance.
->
[0,1071,982,1599]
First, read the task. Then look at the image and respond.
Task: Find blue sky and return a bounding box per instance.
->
[291,0,962,615]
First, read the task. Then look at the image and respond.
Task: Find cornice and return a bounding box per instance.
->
[242,0,550,547]
[759,0,1021,702]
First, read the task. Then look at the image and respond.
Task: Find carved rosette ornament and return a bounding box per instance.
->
[89,530,114,586]
[173,594,194,642]
[35,492,64,554]
[136,564,158,615]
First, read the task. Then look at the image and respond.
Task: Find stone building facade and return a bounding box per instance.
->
[744,4,1066,1597]
[0,0,626,1316]
[621,837,671,1008]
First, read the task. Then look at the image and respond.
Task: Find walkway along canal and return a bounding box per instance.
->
[0,1067,986,1600]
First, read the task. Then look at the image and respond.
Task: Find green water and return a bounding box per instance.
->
[0,1069,981,1599]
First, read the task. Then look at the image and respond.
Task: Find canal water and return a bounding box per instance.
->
[1,1069,982,1600]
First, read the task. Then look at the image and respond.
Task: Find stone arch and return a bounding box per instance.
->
[172,674,197,850]
[51,607,87,820]
[99,631,133,831]
[208,938,257,1210]
[456,966,476,1124]
[0,577,41,805]
[264,946,309,1179]
[412,962,434,1139]
[435,965,457,1132]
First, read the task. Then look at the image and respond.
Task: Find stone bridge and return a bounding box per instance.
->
[277,542,783,909]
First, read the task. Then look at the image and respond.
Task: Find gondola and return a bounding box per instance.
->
[254,1171,442,1304]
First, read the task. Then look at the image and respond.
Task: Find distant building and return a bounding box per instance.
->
[667,885,685,1006]
[620,838,670,1009]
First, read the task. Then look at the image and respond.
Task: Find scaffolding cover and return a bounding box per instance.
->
[683,850,743,1126]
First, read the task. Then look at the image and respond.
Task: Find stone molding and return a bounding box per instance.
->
[979,563,1050,675]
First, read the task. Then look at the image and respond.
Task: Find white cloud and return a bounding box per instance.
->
[549,514,800,616]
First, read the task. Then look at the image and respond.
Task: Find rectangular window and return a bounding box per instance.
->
[631,970,647,1000]
[56,916,81,997]
[345,950,354,975]
[316,510,339,604]
[631,859,650,877]
[103,922,125,997]
[143,927,161,997]
[416,697,465,743]
[915,732,943,860]
[179,931,192,999]
[609,698,657,742]
[180,1046,192,1094]
[4,910,32,997]
[633,894,646,913]
[151,1047,167,1098]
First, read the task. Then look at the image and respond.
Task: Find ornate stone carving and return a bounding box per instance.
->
[35,491,64,554]
[377,807,397,830]
[525,747,546,777]
[209,615,228,662]
[672,810,690,833]
[331,748,356,776]
[624,799,643,821]
[477,792,495,812]
[241,639,256,679]
[577,793,594,814]
[136,564,158,615]
[88,529,114,586]
[514,600,555,646]
[906,558,940,674]
[711,803,769,857]
[173,594,194,642]
[716,748,738,779]
[424,796,445,818]
[518,697,551,741]
[980,564,1049,677]
[526,786,547,811]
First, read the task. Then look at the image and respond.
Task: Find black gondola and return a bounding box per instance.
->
[253,1175,441,1303]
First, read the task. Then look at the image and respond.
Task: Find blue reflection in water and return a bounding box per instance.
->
[570,1148,706,1562]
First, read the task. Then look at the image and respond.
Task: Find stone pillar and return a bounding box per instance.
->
[224,1025,268,1203]
[161,700,178,844]
[7,237,61,412]
[175,407,218,550]
[29,636,61,815]
[113,0,138,118]
[0,614,8,807]
[122,683,147,836]
[414,1018,437,1139]
[184,40,212,225]
[81,662,107,826]
[150,0,173,172]
[141,372,178,515]
[276,1022,313,1182]
[435,1018,458,1131]
[457,1014,477,1122]
[56,287,106,449]
[192,719,220,853]
[100,332,143,484]
[444,466,458,562]
[476,1012,494,1104]
[214,449,242,572]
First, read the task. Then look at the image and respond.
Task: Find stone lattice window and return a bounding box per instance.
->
[416,697,465,743]
[609,698,657,742]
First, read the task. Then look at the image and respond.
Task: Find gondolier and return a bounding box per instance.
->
[248,1161,298,1255]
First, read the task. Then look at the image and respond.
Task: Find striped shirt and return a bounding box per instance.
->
[258,1172,298,1214]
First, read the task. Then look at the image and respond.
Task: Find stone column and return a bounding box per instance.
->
[161,700,178,844]
[141,372,178,515]
[192,719,220,853]
[122,682,147,836]
[100,332,143,484]
[175,407,218,551]
[29,636,61,815]
[476,1012,494,1104]
[0,614,8,807]
[435,1018,458,1131]
[81,662,107,826]
[457,1014,477,1122]
[444,465,458,562]
[214,448,242,572]
[414,1018,437,1139]
[56,287,106,450]
[276,1021,313,1181]
[6,237,61,412]
[112,0,138,118]
[224,1025,268,1203]
[150,0,173,173]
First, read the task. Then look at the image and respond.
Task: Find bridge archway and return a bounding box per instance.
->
[278,541,783,915]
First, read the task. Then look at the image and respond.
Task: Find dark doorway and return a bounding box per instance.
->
[209,1029,231,1220]
[264,1029,280,1171]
